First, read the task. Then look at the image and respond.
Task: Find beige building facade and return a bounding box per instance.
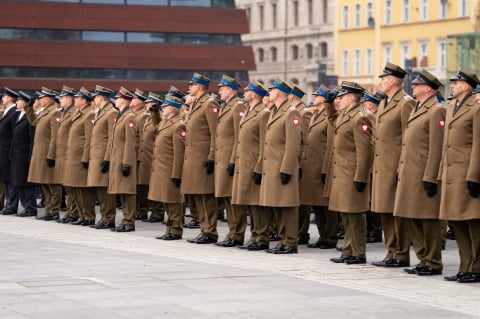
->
[236,0,335,94]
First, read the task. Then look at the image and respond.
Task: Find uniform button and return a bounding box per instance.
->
[400,161,403,164]
[333,161,336,164]
[402,143,405,146]
[447,145,450,148]
[448,163,451,166]
[447,181,451,185]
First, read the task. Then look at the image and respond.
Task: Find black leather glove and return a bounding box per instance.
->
[172,178,181,188]
[204,160,214,175]
[150,103,160,112]
[100,160,110,173]
[423,181,437,197]
[81,161,89,169]
[46,158,55,168]
[227,163,235,177]
[253,172,262,185]
[299,168,303,178]
[280,173,291,185]
[355,182,367,192]
[122,165,130,177]
[326,92,337,103]
[467,181,480,198]
[321,173,326,184]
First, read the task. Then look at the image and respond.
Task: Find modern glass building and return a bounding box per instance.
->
[0,0,254,93]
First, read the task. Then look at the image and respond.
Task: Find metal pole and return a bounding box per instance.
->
[284,0,288,79]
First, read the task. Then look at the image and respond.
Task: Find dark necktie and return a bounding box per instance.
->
[454,102,460,115]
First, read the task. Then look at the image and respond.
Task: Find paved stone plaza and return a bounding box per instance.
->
[0,209,479,319]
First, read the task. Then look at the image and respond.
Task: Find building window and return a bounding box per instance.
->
[354,4,361,28]
[293,0,299,26]
[385,0,392,25]
[343,5,349,29]
[291,45,299,60]
[320,42,328,57]
[259,4,264,31]
[383,45,391,66]
[353,49,360,76]
[402,0,410,22]
[365,48,373,75]
[308,0,313,25]
[418,42,429,66]
[323,0,328,23]
[438,40,447,68]
[439,0,447,19]
[459,0,467,17]
[270,47,277,62]
[257,48,265,63]
[420,0,428,21]
[245,7,251,29]
[306,43,313,59]
[342,50,349,77]
[272,3,277,29]
[400,43,410,68]
[366,2,373,24]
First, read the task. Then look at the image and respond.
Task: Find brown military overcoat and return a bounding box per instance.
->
[148,115,186,203]
[26,103,60,184]
[299,109,329,206]
[328,105,374,213]
[63,106,94,187]
[214,96,245,197]
[87,103,117,187]
[439,95,480,220]
[108,108,138,195]
[295,102,312,163]
[371,89,415,213]
[181,92,218,194]
[394,96,446,219]
[137,114,156,185]
[231,102,270,205]
[259,100,302,207]
[52,105,76,184]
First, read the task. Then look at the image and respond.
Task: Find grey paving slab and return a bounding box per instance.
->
[0,212,479,319]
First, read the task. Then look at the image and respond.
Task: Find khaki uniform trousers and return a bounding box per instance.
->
[250,205,273,245]
[119,194,136,226]
[64,186,80,219]
[41,184,62,215]
[191,194,218,240]
[298,205,312,238]
[96,187,116,223]
[366,211,382,239]
[341,213,367,258]
[71,187,96,222]
[151,200,165,220]
[380,213,411,263]
[186,194,199,221]
[227,204,249,243]
[273,206,299,249]
[314,206,338,245]
[136,184,149,219]
[165,203,183,237]
[450,219,480,273]
[410,218,443,271]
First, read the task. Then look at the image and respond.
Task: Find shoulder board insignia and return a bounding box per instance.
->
[361,123,369,132]
[128,121,135,128]
[439,119,445,128]
[264,107,270,112]
[292,117,300,126]
[403,94,413,100]
[289,106,296,111]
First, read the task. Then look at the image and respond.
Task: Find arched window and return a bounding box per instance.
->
[305,43,313,59]
[257,48,264,62]
[291,45,299,60]
[320,42,328,57]
[270,47,277,62]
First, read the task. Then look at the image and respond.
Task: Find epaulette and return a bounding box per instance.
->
[403,94,413,100]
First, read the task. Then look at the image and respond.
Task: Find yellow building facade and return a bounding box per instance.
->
[334,0,476,92]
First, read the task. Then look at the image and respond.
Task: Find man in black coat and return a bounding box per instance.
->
[0,87,20,215]
[11,92,37,217]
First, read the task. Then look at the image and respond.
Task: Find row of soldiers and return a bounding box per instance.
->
[1,64,479,284]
